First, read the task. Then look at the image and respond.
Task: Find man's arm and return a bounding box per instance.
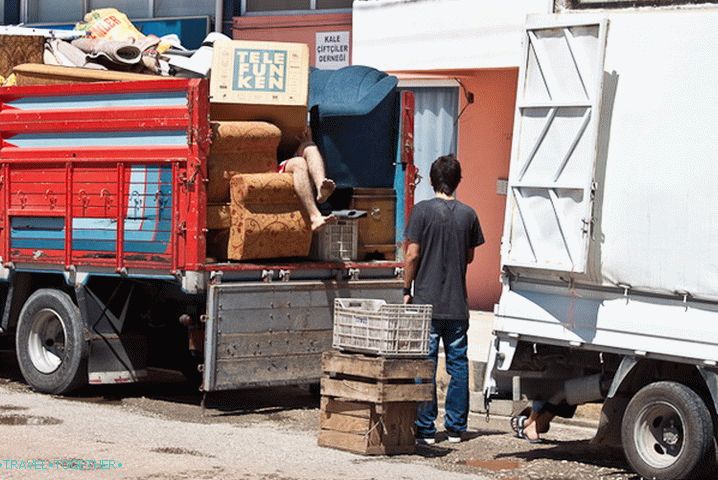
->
[404,242,421,304]
[467,247,475,264]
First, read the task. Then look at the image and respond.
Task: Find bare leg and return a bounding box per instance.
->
[283,157,336,231]
[302,144,335,203]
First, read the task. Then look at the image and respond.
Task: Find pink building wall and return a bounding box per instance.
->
[454,69,518,311]
[233,13,352,66]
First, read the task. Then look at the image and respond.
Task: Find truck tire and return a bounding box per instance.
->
[621,381,714,480]
[15,289,88,394]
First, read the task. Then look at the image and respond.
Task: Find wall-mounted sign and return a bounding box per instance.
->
[315,31,350,69]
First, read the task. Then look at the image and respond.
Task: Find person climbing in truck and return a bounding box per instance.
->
[510,400,577,443]
[278,128,337,231]
[403,154,484,444]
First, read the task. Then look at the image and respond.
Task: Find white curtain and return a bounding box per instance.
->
[402,87,459,204]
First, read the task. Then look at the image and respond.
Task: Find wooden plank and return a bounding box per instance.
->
[381,383,434,403]
[320,410,372,434]
[322,350,434,381]
[321,397,371,419]
[381,358,434,381]
[381,403,417,447]
[322,377,381,403]
[318,430,369,454]
[318,430,415,456]
[321,377,433,403]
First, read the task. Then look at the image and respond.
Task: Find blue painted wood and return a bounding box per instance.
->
[7,91,188,111]
[6,130,187,148]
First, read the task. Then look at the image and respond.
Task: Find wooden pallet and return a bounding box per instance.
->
[318,350,435,455]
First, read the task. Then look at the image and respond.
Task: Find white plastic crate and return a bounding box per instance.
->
[332,299,432,357]
[311,219,358,261]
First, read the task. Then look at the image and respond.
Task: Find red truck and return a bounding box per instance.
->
[0,78,415,394]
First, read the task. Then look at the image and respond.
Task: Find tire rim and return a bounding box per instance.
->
[27,308,66,374]
[633,400,685,469]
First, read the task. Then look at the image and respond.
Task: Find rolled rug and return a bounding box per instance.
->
[71,38,142,66]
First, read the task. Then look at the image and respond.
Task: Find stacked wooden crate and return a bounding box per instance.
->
[318,350,434,455]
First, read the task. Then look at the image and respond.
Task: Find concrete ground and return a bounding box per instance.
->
[0,311,631,480]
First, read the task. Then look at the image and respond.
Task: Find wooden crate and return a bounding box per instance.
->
[320,350,434,403]
[318,351,435,455]
[350,188,396,261]
[318,398,417,455]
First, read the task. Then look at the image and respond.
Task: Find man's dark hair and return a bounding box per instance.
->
[430,154,462,195]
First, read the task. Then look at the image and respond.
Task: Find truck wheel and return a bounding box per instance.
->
[621,381,713,480]
[15,289,88,394]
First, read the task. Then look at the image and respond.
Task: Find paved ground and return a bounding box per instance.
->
[0,350,641,480]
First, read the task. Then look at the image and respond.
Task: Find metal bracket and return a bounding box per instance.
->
[209,271,223,285]
[262,269,274,283]
[179,164,202,188]
[347,268,360,281]
[278,269,291,282]
[394,267,405,279]
[63,265,88,287]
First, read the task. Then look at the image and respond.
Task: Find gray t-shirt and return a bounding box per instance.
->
[405,198,484,320]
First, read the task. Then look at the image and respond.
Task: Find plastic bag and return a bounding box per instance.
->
[75,8,144,42]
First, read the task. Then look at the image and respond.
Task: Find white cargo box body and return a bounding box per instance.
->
[494,10,718,365]
[503,10,718,300]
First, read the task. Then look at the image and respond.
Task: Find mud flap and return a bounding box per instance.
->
[75,282,147,384]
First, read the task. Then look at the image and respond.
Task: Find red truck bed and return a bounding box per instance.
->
[0,79,208,274]
[0,79,409,279]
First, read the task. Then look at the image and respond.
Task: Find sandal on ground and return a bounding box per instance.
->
[510,415,527,437]
[517,426,543,444]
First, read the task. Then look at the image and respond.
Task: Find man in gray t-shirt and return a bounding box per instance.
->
[404,154,483,444]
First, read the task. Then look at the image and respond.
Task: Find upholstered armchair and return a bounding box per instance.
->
[308,66,399,188]
[205,122,311,261]
[227,173,311,261]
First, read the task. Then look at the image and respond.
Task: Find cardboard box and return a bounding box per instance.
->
[209,40,309,157]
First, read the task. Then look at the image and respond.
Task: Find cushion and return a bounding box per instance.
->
[227,173,311,261]
[207,121,280,202]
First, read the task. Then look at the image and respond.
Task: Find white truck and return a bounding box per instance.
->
[485,9,718,480]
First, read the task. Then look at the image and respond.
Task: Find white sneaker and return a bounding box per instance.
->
[447,430,463,443]
[447,435,462,443]
[416,436,436,445]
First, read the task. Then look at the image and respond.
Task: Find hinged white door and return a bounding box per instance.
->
[503,18,608,273]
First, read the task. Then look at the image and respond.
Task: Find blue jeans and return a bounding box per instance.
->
[416,319,469,437]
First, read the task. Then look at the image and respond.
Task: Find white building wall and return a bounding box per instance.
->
[352,0,553,71]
